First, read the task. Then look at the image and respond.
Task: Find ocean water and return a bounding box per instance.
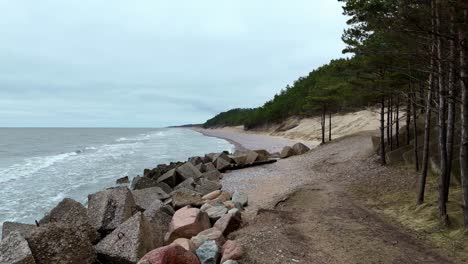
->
[0,128,233,233]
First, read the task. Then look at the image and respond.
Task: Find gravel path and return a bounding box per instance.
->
[195,128,457,263]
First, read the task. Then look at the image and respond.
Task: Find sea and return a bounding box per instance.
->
[0,128,233,235]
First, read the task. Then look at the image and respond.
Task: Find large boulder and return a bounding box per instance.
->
[292,142,310,155]
[244,151,259,165]
[157,182,173,194]
[144,162,183,180]
[171,188,204,209]
[131,176,158,190]
[1,222,36,240]
[137,244,200,264]
[157,169,178,188]
[116,176,130,184]
[215,158,231,171]
[132,187,170,211]
[205,192,231,205]
[213,211,242,237]
[26,223,96,264]
[174,178,197,191]
[164,207,211,244]
[231,192,248,207]
[203,162,217,172]
[144,201,174,248]
[231,155,247,166]
[196,240,220,264]
[280,146,295,158]
[254,149,270,162]
[176,163,202,180]
[0,232,36,264]
[188,156,204,166]
[39,198,99,243]
[95,212,158,264]
[87,186,136,235]
[195,179,222,196]
[201,170,221,182]
[220,240,243,263]
[191,228,225,250]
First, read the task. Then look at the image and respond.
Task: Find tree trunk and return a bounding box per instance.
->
[436,1,449,225]
[406,94,411,145]
[459,4,468,228]
[390,96,394,151]
[380,97,387,165]
[446,5,457,202]
[321,105,326,144]
[387,98,391,146]
[418,0,436,206]
[396,95,400,148]
[329,112,332,142]
[412,91,420,172]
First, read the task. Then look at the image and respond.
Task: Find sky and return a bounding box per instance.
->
[0,0,347,127]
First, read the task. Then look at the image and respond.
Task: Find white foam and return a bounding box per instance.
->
[0,152,77,184]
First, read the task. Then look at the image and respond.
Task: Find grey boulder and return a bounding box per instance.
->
[176,162,203,180]
[196,240,220,264]
[280,146,295,158]
[292,142,310,155]
[1,222,35,240]
[231,192,248,207]
[131,176,158,190]
[132,187,170,211]
[0,232,36,264]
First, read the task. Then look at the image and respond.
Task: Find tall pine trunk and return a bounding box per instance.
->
[436,1,449,225]
[446,5,457,202]
[380,97,387,165]
[406,95,411,145]
[459,4,468,228]
[418,0,436,206]
[390,96,394,151]
[329,112,332,142]
[412,91,420,172]
[321,104,326,144]
[396,95,400,148]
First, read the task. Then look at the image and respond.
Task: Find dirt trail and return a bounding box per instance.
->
[220,131,456,264]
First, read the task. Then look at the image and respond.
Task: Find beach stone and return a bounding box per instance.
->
[280,146,295,158]
[223,201,236,209]
[39,198,99,243]
[171,188,204,209]
[176,162,202,180]
[174,178,197,191]
[0,232,36,264]
[137,244,200,264]
[1,222,36,240]
[220,240,243,263]
[205,205,228,222]
[208,192,231,204]
[228,208,240,215]
[164,206,211,244]
[131,176,159,190]
[203,190,222,200]
[157,182,173,194]
[222,261,238,264]
[203,162,217,172]
[213,211,242,237]
[201,170,221,181]
[95,212,157,264]
[195,179,222,195]
[244,151,259,165]
[87,186,136,235]
[231,155,247,166]
[269,152,281,158]
[200,203,213,212]
[196,240,220,264]
[188,156,204,166]
[195,163,204,172]
[292,142,310,155]
[232,191,248,207]
[254,149,270,162]
[145,162,183,180]
[157,169,178,188]
[133,187,169,211]
[116,176,130,184]
[26,222,96,264]
[144,201,174,247]
[170,238,195,252]
[215,158,231,171]
[191,228,226,249]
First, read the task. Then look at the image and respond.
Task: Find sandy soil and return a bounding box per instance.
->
[199,128,459,263]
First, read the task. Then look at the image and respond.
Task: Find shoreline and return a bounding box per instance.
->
[192,127,248,152]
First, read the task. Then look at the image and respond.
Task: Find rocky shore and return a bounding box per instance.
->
[0,141,310,264]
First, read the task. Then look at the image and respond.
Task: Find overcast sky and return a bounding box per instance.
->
[0,0,347,127]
